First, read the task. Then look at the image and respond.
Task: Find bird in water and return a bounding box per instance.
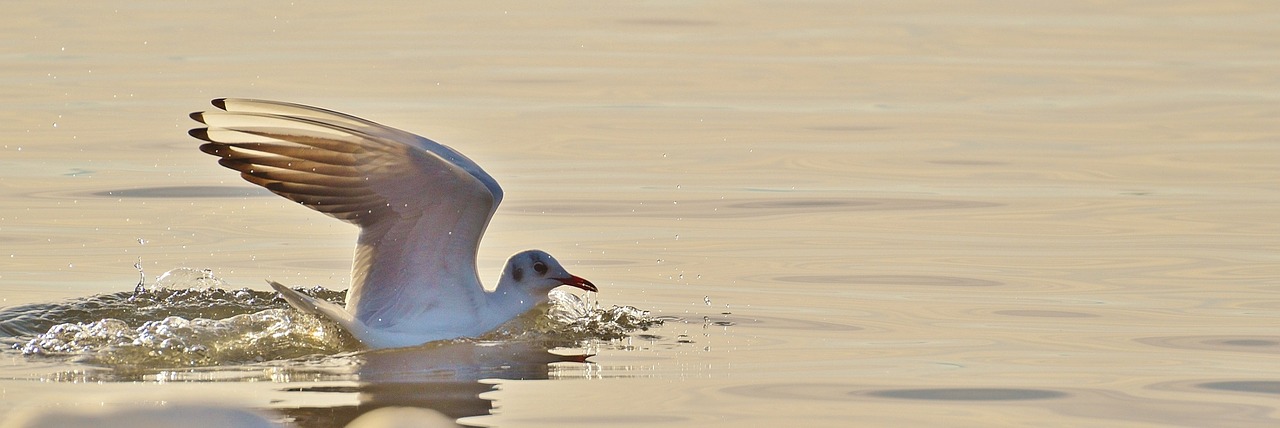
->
[189,99,597,349]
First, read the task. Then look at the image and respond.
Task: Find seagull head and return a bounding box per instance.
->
[503,249,597,294]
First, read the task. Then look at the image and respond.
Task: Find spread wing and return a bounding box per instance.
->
[189,98,503,328]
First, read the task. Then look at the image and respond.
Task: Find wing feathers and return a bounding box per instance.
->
[244,167,372,189]
[191,98,502,332]
[217,157,362,178]
[199,140,359,166]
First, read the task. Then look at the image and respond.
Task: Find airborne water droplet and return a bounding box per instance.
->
[134,258,146,294]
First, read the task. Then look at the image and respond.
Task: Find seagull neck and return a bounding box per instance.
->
[487,280,543,321]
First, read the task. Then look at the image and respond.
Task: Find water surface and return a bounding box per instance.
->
[3,1,1279,426]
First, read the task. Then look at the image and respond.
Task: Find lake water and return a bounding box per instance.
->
[3,1,1279,426]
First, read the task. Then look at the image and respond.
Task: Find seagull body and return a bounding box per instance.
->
[189,99,596,349]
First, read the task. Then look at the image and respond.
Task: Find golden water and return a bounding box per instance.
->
[2,1,1278,426]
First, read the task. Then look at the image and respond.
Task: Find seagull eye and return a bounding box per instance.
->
[533,261,548,275]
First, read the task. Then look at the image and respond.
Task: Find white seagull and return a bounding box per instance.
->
[189,98,597,349]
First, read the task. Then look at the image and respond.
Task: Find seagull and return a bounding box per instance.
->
[188,98,597,349]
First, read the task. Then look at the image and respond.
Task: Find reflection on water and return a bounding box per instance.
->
[281,341,593,427]
[6,341,595,427]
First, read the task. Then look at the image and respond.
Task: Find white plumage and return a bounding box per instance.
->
[190,99,596,349]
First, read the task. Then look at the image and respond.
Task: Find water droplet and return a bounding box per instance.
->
[704,296,712,306]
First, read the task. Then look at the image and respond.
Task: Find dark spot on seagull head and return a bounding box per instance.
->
[504,249,598,293]
[523,251,551,278]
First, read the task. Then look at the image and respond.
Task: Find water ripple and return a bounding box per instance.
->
[1197,381,1280,395]
[506,197,1001,218]
[1135,335,1280,354]
[88,186,272,198]
[773,274,1003,287]
[867,387,1067,401]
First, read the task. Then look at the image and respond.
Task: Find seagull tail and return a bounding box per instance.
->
[267,280,369,345]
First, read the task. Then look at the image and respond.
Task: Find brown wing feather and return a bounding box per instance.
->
[189,98,501,329]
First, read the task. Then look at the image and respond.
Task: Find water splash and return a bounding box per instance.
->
[19,310,346,369]
[4,269,663,371]
[133,258,145,294]
[152,267,227,291]
[491,290,665,343]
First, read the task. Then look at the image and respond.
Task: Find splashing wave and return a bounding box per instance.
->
[2,269,662,370]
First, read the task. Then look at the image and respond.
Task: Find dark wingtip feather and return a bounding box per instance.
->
[211,98,228,110]
[189,128,212,142]
[198,143,229,157]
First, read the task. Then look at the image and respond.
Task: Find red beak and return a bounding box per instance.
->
[557,275,598,293]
